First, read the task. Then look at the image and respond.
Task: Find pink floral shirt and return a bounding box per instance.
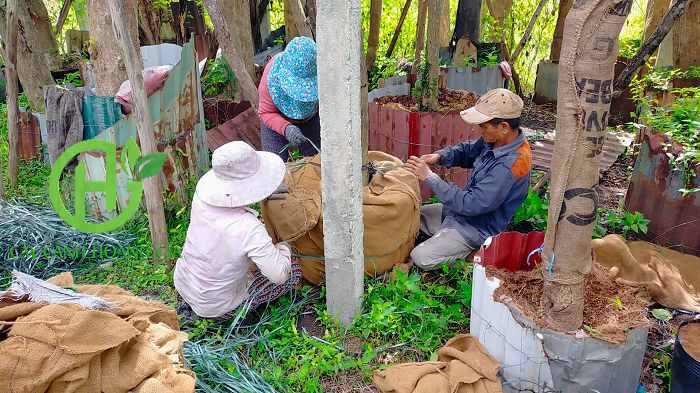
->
[173,194,292,318]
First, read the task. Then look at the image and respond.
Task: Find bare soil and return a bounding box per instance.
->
[486,261,651,344]
[680,322,700,361]
[520,98,557,132]
[375,88,478,112]
[297,311,326,339]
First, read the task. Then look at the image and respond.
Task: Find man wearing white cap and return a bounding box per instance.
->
[405,88,532,270]
[173,141,302,320]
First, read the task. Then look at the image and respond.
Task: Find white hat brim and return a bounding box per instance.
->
[195,151,287,208]
[460,107,493,125]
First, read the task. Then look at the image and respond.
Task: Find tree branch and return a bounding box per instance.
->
[510,0,548,64]
[612,0,691,100]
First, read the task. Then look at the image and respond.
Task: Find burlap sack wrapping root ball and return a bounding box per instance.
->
[0,272,196,393]
[261,151,421,284]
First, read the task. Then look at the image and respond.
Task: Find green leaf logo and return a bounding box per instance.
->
[120,137,141,178]
[134,152,168,179]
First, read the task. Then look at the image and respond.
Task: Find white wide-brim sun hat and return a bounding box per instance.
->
[196,141,286,208]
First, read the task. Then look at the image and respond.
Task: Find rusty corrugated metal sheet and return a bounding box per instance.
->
[18,108,42,160]
[529,129,634,174]
[80,38,208,220]
[369,102,480,201]
[624,131,700,257]
[206,107,261,151]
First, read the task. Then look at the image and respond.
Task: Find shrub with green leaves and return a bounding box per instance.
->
[631,67,700,195]
[513,187,548,231]
[201,57,239,99]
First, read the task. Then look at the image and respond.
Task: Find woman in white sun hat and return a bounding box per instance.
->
[173,141,302,320]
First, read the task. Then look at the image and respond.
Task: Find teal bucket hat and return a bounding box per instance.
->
[268,37,318,120]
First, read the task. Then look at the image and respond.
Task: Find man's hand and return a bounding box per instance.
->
[405,156,433,181]
[284,124,308,148]
[420,153,440,165]
[265,183,290,200]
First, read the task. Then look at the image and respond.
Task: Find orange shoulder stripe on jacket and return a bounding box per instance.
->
[510,141,532,180]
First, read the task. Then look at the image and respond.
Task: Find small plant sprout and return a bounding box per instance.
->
[608,296,624,310]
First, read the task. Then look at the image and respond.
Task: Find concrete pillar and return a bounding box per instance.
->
[317,0,365,326]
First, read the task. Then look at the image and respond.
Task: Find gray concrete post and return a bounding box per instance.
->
[317,0,365,326]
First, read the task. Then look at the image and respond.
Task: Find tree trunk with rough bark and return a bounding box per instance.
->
[284,0,300,42]
[6,0,19,187]
[289,0,313,39]
[203,0,259,111]
[425,0,442,111]
[453,0,482,45]
[550,0,574,63]
[87,0,142,97]
[412,0,428,74]
[138,0,162,46]
[0,0,60,111]
[672,0,700,69]
[644,0,671,41]
[55,0,73,38]
[366,0,382,70]
[440,0,450,47]
[108,0,169,269]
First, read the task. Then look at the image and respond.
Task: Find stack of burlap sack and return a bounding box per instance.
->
[0,272,195,392]
[261,151,421,284]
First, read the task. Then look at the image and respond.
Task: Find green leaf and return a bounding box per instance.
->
[134,152,168,179]
[120,137,141,177]
[429,352,438,362]
[651,308,673,321]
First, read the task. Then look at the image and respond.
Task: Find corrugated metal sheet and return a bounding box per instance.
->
[207,107,261,152]
[368,83,411,103]
[529,128,634,174]
[141,43,183,68]
[472,231,647,393]
[369,102,480,201]
[624,131,700,257]
[18,108,42,160]
[533,60,558,105]
[80,39,208,220]
[442,65,507,96]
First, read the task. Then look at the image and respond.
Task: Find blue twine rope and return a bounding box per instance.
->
[526,243,554,277]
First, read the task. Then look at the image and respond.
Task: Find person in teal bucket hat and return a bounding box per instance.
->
[259,36,320,161]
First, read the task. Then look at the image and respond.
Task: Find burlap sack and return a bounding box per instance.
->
[372,334,504,393]
[0,272,195,393]
[540,0,632,329]
[261,151,421,284]
[593,234,700,312]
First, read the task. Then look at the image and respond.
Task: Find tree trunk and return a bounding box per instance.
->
[386,0,412,58]
[284,0,300,42]
[138,0,162,46]
[288,0,313,38]
[440,0,450,47]
[87,0,142,97]
[305,0,316,37]
[672,0,700,69]
[510,0,548,64]
[412,0,428,74]
[250,0,270,51]
[541,0,630,332]
[424,0,442,110]
[550,0,574,63]
[452,0,482,45]
[0,0,59,111]
[219,0,255,80]
[613,0,691,100]
[55,0,73,38]
[6,0,19,187]
[108,0,170,269]
[203,0,259,111]
[366,0,382,70]
[487,0,514,42]
[644,0,671,41]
